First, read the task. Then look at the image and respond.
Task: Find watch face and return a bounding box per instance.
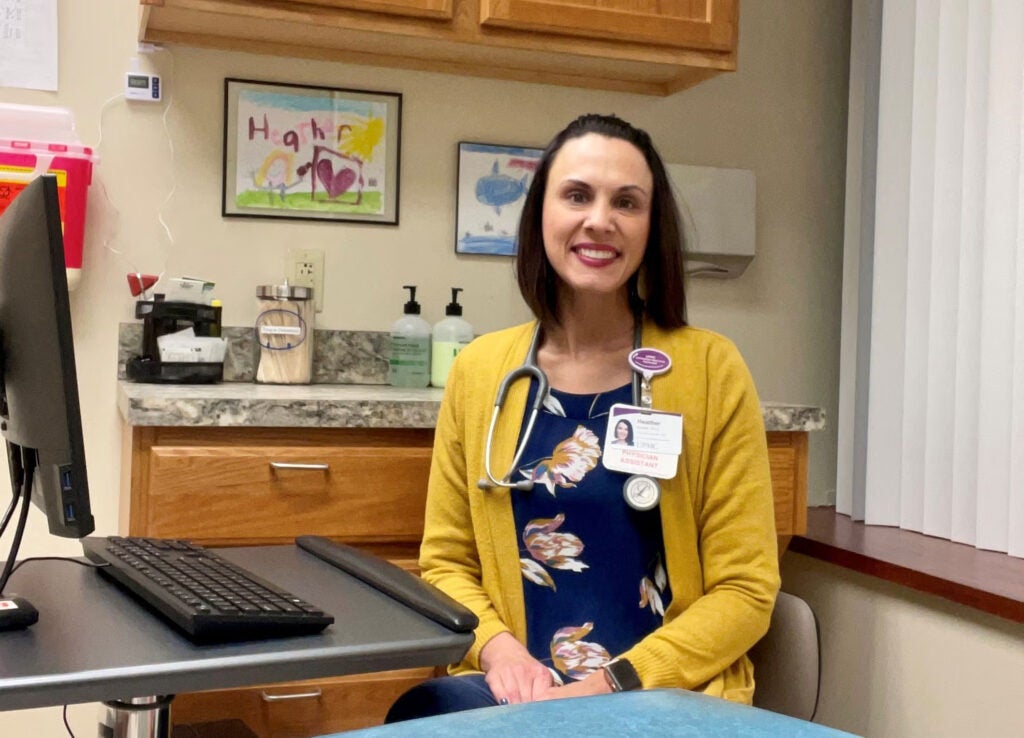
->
[623,475,660,511]
[605,658,642,692]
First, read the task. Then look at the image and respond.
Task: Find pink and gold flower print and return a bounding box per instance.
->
[638,557,668,616]
[519,513,588,590]
[519,425,601,496]
[550,622,610,680]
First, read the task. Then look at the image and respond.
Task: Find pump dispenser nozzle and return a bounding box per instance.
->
[402,285,422,315]
[445,287,464,317]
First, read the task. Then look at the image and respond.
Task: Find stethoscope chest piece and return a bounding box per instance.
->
[623,474,661,511]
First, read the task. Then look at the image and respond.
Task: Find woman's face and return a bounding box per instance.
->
[615,421,629,440]
[541,133,653,301]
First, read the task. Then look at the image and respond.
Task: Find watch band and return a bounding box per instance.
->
[602,658,642,692]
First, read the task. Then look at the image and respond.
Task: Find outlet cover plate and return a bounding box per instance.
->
[288,248,324,312]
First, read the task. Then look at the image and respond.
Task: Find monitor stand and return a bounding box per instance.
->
[99,695,173,738]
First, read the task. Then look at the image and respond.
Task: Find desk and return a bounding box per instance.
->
[0,545,472,732]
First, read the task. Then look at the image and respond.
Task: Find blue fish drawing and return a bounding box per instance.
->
[475,161,529,215]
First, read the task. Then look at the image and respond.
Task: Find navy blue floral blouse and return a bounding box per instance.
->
[512,381,672,684]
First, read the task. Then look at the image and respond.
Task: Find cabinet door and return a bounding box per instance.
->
[479,0,736,51]
[767,431,808,538]
[279,0,454,21]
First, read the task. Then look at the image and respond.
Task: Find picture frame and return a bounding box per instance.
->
[455,141,543,256]
[222,78,401,225]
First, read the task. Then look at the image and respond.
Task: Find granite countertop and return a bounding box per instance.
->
[117,381,826,432]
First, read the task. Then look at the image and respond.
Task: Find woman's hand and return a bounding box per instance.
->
[479,632,554,704]
[536,668,613,701]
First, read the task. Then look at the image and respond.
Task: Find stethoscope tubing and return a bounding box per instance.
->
[478,322,641,492]
[479,364,548,492]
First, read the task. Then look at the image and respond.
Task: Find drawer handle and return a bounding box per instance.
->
[270,462,330,471]
[260,688,323,702]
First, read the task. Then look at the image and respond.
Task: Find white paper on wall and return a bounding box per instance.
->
[0,0,58,92]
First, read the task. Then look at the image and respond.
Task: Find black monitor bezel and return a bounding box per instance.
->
[0,175,94,539]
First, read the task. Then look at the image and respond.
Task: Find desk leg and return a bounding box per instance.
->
[99,695,173,738]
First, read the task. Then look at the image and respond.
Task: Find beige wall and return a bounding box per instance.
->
[783,555,1024,738]
[0,0,850,734]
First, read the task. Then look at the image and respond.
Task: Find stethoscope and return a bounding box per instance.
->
[477,322,661,510]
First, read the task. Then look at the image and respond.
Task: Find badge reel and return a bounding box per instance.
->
[618,348,674,511]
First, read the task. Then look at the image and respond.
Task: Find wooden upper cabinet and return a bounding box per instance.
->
[479,0,735,52]
[138,0,738,95]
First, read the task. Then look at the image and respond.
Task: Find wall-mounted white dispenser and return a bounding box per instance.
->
[665,163,756,278]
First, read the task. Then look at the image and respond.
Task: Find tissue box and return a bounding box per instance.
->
[164,277,216,304]
[157,332,228,363]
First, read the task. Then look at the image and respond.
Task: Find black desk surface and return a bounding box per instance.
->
[0,545,472,711]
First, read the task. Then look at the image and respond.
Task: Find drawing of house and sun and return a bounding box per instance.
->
[232,86,394,218]
[456,143,541,255]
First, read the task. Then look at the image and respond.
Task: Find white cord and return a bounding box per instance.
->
[94,91,124,153]
[156,63,176,257]
[90,45,175,295]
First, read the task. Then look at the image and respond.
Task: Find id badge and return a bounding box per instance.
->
[603,403,683,479]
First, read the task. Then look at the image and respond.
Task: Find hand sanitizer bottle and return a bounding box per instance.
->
[390,285,431,388]
[431,288,474,388]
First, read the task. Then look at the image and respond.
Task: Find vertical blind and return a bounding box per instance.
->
[838,0,1024,557]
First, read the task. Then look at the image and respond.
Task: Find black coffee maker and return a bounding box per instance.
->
[126,297,224,383]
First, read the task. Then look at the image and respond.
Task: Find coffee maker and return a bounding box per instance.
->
[126,297,224,383]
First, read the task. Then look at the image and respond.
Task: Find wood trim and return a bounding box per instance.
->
[286,0,455,21]
[790,507,1024,624]
[792,432,808,533]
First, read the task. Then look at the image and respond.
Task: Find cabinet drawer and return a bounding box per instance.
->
[143,445,431,542]
[127,427,435,545]
[171,668,434,737]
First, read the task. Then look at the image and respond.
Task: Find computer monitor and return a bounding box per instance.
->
[0,175,94,543]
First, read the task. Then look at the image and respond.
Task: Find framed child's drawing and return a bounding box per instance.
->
[223,78,401,225]
[455,142,543,256]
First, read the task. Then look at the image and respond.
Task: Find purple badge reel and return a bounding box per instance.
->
[628,348,671,379]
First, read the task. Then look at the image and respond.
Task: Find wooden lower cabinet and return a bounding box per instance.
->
[123,424,807,736]
[170,668,434,737]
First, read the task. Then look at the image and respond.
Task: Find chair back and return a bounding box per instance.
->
[748,591,821,721]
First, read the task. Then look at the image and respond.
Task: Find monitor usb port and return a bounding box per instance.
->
[64,502,76,523]
[60,468,73,491]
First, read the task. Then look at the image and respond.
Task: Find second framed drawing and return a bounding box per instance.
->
[455,142,543,256]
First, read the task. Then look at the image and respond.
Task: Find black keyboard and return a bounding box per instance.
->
[82,536,334,644]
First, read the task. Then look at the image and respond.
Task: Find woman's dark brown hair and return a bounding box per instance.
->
[515,114,687,329]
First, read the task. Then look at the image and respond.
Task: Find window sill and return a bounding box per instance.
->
[789,507,1024,624]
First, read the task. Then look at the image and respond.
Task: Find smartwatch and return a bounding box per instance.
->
[602,658,642,692]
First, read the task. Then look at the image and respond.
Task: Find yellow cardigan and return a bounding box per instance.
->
[419,319,780,704]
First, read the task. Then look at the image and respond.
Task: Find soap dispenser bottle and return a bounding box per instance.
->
[431,287,474,388]
[390,285,431,388]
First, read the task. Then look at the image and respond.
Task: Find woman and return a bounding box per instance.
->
[611,419,634,446]
[387,114,779,721]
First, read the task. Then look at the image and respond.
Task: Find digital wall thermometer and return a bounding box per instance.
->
[125,73,162,102]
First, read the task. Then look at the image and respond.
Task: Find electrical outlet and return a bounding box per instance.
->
[288,248,325,312]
